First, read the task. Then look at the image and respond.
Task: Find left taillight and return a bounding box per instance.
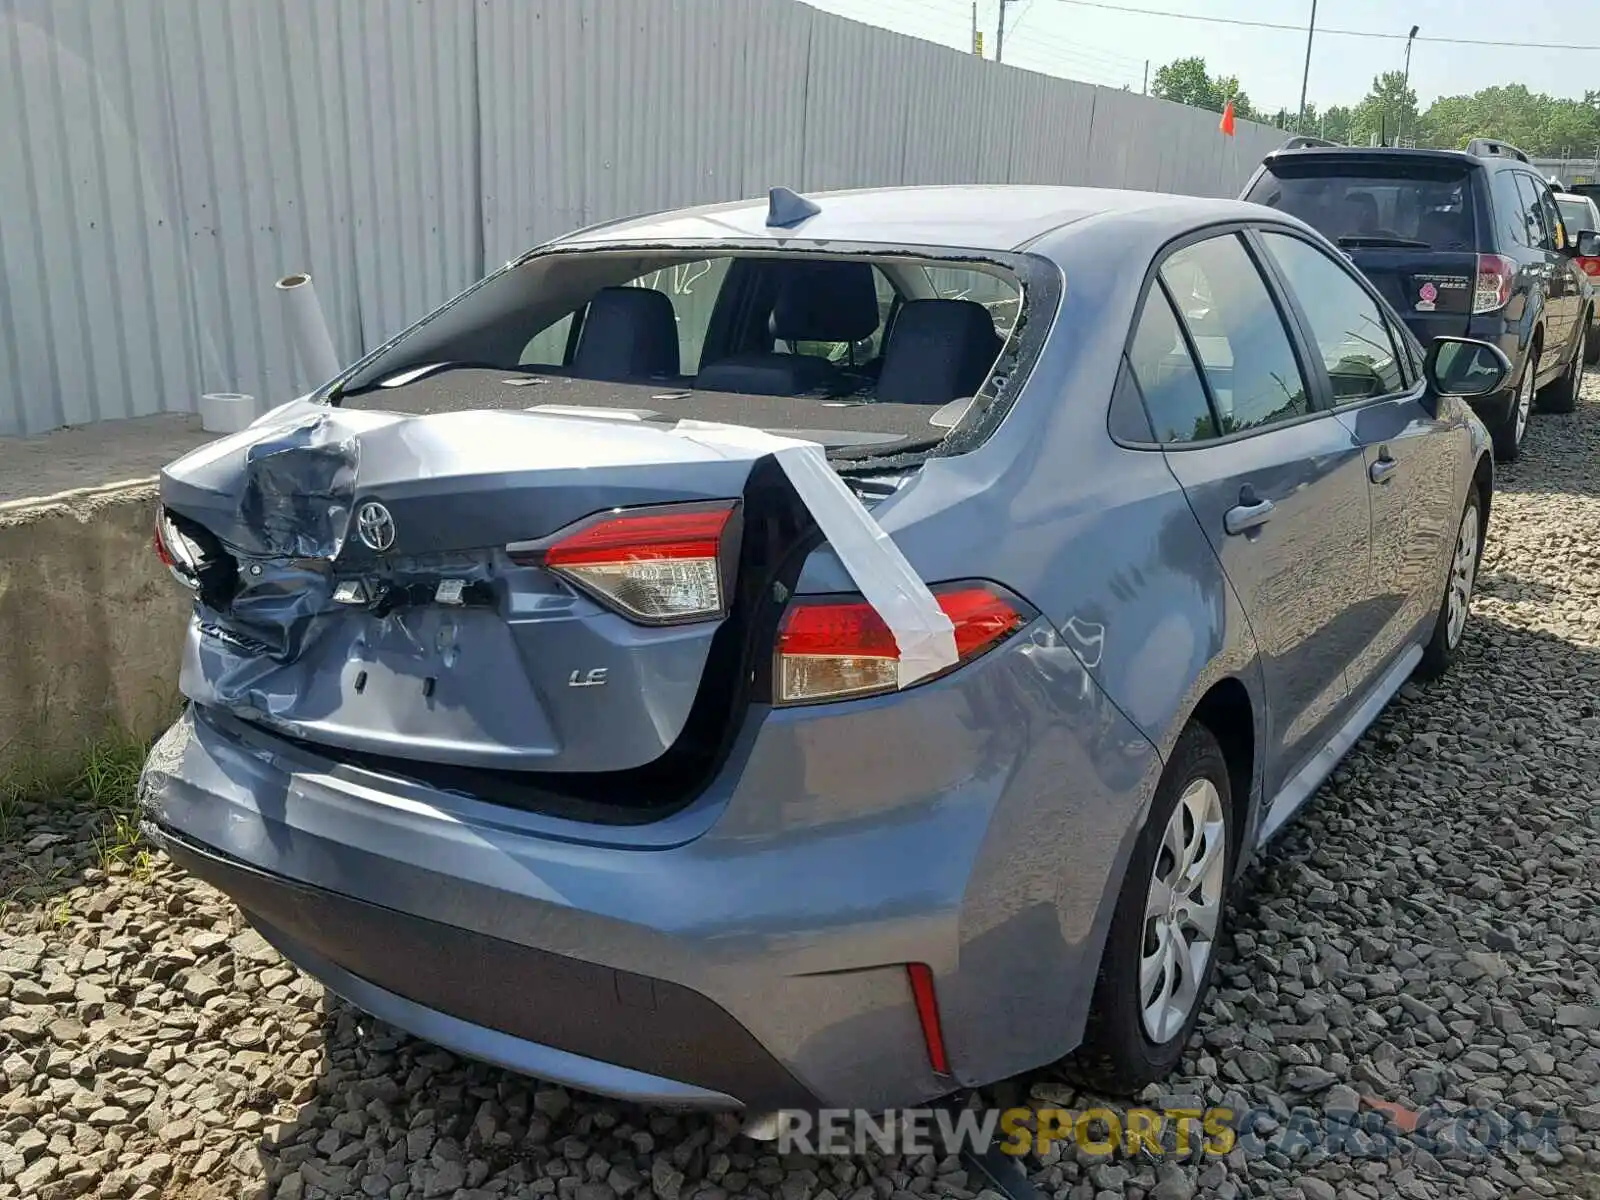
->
[775,582,1031,706]
[1579,256,1600,278]
[508,500,738,625]
[154,507,201,589]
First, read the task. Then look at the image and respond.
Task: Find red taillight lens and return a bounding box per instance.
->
[511,501,737,624]
[1474,253,1516,314]
[906,963,951,1076]
[775,583,1028,705]
[1579,256,1600,277]
[154,507,201,588]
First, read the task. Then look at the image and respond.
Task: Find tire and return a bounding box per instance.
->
[1586,317,1600,366]
[1491,343,1538,462]
[1066,722,1234,1095]
[1416,488,1484,681]
[1537,323,1586,414]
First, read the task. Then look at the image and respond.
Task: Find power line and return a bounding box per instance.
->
[1016,27,1146,73]
[1049,0,1600,51]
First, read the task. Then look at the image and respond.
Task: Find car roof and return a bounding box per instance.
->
[552,184,1277,254]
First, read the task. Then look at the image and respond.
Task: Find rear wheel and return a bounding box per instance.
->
[1586,315,1600,365]
[1417,489,1483,680]
[1491,344,1538,462]
[1066,722,1233,1094]
[1538,324,1586,414]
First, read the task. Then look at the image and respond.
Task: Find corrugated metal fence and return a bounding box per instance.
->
[0,0,1284,437]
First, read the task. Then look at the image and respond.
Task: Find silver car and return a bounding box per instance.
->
[141,185,1509,1114]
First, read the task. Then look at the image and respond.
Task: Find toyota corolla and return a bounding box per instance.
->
[141,184,1507,1114]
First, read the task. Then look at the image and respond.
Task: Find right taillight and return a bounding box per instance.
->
[1579,256,1600,278]
[1473,253,1516,314]
[775,582,1030,705]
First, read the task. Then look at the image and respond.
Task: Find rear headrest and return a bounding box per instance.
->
[571,287,679,381]
[875,299,1002,406]
[1342,190,1379,233]
[772,261,881,344]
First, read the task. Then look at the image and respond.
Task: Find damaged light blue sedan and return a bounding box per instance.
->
[141,185,1508,1115]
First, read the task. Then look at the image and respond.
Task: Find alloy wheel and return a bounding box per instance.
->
[1446,502,1480,649]
[1514,352,1537,446]
[1139,778,1227,1043]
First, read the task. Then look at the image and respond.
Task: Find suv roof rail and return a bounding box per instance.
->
[1281,134,1341,150]
[1466,137,1530,164]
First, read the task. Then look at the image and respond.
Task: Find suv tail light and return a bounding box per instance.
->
[775,583,1030,705]
[1473,254,1516,313]
[509,501,738,625]
[1578,255,1600,278]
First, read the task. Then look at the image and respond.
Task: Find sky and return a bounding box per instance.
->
[805,0,1598,117]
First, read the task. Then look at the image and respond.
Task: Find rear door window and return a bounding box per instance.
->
[1515,174,1555,250]
[1492,169,1532,248]
[1127,284,1217,443]
[1246,164,1475,250]
[1258,231,1405,402]
[1160,234,1312,434]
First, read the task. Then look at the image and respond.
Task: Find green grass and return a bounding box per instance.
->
[2,726,153,867]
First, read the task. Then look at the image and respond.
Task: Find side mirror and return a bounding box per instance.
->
[1577,229,1600,257]
[1424,337,1512,399]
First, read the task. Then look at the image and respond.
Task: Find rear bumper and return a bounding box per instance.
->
[152,827,784,1108]
[140,637,1160,1110]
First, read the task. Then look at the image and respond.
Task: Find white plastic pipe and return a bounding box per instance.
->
[198,393,259,434]
[275,272,341,384]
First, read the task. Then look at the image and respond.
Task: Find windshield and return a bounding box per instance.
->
[1557,196,1596,234]
[1247,164,1476,250]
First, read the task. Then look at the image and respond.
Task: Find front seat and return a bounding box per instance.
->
[569,286,680,382]
[695,261,881,396]
[875,299,1002,405]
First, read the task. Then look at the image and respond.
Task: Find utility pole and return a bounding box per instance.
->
[1142,59,1149,95]
[1400,25,1419,145]
[1296,0,1317,133]
[971,1,979,55]
[997,0,1014,65]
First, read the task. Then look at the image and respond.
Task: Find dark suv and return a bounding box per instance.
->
[1242,136,1596,460]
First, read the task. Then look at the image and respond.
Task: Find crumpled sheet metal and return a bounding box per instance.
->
[165,405,959,701]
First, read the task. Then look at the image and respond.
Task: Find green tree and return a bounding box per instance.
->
[1349,71,1419,146]
[1150,56,1259,120]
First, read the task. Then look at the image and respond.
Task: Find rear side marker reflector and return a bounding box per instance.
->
[906,963,951,1076]
[776,583,1028,705]
[509,502,737,625]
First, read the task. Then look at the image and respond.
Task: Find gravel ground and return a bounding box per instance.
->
[3,380,1600,1200]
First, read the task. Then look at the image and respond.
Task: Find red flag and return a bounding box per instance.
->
[1219,99,1237,137]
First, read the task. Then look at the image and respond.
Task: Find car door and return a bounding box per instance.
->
[1151,230,1373,800]
[1516,172,1575,366]
[1253,227,1462,699]
[1534,181,1586,362]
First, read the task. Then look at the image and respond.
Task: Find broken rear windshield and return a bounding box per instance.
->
[1247,164,1477,250]
[331,247,1052,466]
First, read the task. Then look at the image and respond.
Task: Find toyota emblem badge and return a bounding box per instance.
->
[355,501,397,552]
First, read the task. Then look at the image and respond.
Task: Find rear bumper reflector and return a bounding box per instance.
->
[906,962,951,1076]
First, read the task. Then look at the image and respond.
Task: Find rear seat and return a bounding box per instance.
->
[695,261,881,397]
[568,287,681,383]
[874,299,1002,405]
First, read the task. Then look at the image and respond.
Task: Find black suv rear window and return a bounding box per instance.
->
[1246,161,1477,251]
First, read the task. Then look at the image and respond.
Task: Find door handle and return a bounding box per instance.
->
[1370,452,1399,484]
[1224,496,1275,535]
